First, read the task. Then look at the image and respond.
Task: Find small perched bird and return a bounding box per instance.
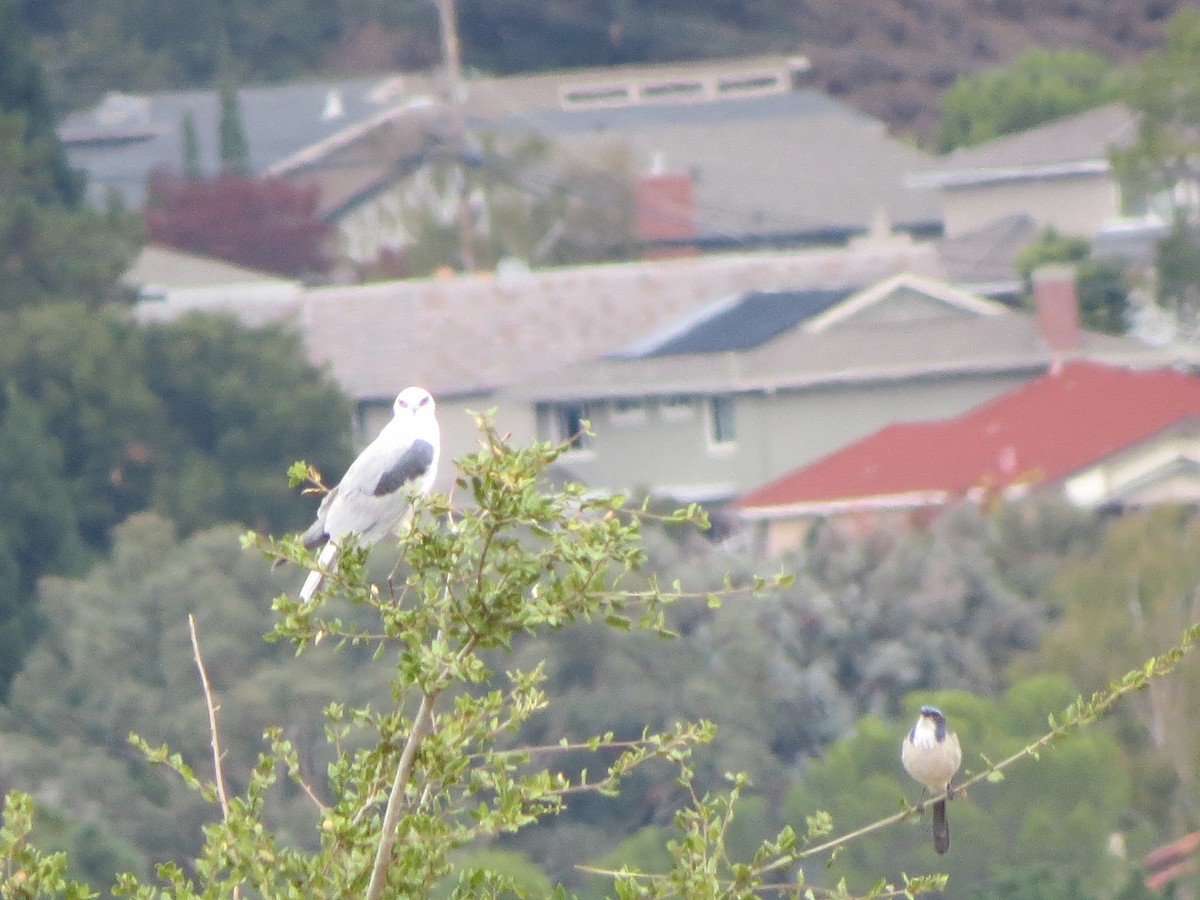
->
[901,705,962,855]
[292,386,440,602]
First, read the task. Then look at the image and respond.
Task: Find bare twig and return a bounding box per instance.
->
[188,614,241,900]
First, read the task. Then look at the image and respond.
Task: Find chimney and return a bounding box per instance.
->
[635,169,696,260]
[1032,264,1081,357]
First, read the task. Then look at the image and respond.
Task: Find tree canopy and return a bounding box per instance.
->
[0,428,1190,898]
[937,46,1120,153]
[144,172,334,277]
[1110,8,1200,338]
[0,0,81,205]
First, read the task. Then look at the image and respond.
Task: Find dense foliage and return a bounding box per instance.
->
[0,484,1144,894]
[1,0,80,205]
[0,436,1195,896]
[936,47,1120,153]
[145,173,334,278]
[0,19,355,696]
[1110,8,1200,338]
[392,135,637,278]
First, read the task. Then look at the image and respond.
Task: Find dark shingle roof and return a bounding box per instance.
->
[622,288,855,357]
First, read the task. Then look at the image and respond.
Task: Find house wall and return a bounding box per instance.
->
[529,371,1035,503]
[941,174,1120,239]
[1065,430,1200,507]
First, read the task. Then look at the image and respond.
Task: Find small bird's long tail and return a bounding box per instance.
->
[931,799,950,854]
[299,541,338,602]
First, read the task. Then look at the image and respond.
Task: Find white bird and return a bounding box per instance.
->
[901,705,962,855]
[294,386,440,601]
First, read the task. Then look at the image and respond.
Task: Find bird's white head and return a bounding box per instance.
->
[914,706,950,743]
[394,386,436,419]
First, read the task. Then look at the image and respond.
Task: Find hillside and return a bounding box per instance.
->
[788,0,1186,137]
[26,0,1194,142]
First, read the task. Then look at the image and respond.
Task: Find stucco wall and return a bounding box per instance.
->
[941,174,1120,239]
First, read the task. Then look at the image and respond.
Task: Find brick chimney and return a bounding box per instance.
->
[1031,264,1081,356]
[635,170,696,259]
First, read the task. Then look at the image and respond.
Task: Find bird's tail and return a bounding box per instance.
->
[931,799,950,854]
[299,541,339,603]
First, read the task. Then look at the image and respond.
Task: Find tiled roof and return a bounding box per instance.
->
[299,242,944,401]
[937,214,1039,293]
[61,54,941,242]
[736,361,1200,514]
[915,104,1138,189]
[511,269,1187,403]
[542,92,941,239]
[513,308,1177,403]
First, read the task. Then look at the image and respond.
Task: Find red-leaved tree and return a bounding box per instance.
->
[144,172,334,277]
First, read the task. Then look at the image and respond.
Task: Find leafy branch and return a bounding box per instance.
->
[582,620,1200,898]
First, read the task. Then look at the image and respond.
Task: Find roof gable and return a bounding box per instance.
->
[736,361,1200,515]
[612,273,1005,359]
[803,272,1007,332]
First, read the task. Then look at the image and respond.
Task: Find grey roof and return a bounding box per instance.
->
[937,214,1039,295]
[537,92,941,240]
[62,55,941,242]
[916,104,1139,189]
[60,74,439,208]
[509,308,1190,403]
[122,244,296,290]
[297,242,945,401]
[615,287,856,357]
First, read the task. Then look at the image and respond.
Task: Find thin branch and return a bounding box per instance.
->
[787,619,1200,868]
[364,688,439,900]
[584,622,1200,896]
[189,614,230,817]
[188,614,241,900]
[364,626,481,898]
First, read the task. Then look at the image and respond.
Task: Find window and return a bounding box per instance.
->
[715,73,783,96]
[541,402,592,452]
[638,80,706,102]
[707,396,736,448]
[610,397,648,426]
[660,394,696,422]
[560,84,631,108]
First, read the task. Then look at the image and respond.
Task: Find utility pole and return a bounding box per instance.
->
[436,0,476,272]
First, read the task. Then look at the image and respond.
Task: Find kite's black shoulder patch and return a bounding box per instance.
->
[373,439,435,496]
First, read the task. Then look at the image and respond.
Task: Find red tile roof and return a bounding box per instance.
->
[736,361,1200,514]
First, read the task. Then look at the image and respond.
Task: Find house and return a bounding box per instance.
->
[124,244,301,326]
[500,266,1191,506]
[465,56,942,253]
[62,55,943,269]
[59,75,442,210]
[914,104,1139,241]
[297,241,945,495]
[735,360,1200,555]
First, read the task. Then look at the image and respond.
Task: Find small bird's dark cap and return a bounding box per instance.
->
[919,705,944,719]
